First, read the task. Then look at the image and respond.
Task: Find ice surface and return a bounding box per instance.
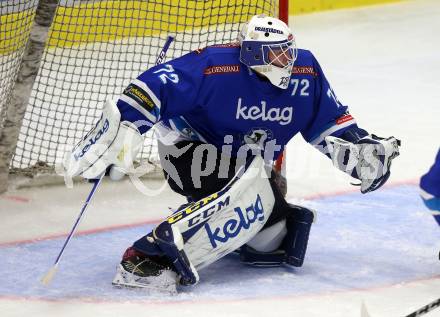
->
[1,0,440,316]
[1,186,439,311]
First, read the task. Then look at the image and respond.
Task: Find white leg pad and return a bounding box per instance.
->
[166,155,276,270]
[246,219,287,252]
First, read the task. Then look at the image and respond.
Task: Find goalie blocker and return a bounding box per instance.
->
[112,155,315,291]
[62,99,143,180]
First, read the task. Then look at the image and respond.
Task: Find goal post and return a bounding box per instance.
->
[0,0,288,193]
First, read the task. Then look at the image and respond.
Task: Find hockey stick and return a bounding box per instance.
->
[156,35,174,65]
[41,36,175,286]
[404,297,440,317]
[41,174,104,285]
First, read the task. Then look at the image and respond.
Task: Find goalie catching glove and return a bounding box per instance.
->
[62,100,143,180]
[325,134,401,193]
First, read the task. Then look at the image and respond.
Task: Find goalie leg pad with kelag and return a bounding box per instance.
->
[153,222,200,286]
[118,155,276,288]
[171,155,275,271]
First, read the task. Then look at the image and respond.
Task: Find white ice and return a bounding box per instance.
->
[1,0,440,316]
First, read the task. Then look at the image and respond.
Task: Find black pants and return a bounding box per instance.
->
[159,141,290,228]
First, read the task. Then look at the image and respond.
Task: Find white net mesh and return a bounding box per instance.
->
[1,0,278,175]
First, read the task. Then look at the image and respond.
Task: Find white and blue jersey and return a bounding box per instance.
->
[116,43,362,161]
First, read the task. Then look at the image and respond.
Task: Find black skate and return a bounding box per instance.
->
[112,247,178,294]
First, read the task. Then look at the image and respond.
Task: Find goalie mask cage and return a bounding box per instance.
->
[0,0,287,192]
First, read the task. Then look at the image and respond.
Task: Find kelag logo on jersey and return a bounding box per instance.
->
[204,194,265,248]
[236,98,293,125]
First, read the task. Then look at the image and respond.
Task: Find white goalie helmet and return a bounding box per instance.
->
[238,14,297,89]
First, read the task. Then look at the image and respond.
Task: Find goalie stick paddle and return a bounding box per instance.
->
[41,36,175,286]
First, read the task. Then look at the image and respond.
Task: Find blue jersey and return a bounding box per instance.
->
[421,149,440,198]
[116,44,361,161]
[420,149,440,220]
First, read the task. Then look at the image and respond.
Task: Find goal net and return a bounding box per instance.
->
[0,0,283,188]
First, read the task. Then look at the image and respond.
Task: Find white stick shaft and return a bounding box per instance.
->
[41,174,104,285]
